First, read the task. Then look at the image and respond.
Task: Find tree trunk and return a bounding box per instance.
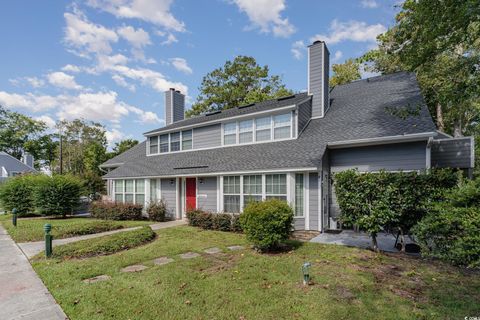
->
[436,103,445,132]
[453,118,463,138]
[400,229,406,253]
[371,234,379,252]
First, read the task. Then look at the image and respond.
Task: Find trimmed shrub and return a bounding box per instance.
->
[240,199,293,251]
[231,214,243,232]
[197,211,214,230]
[213,213,232,231]
[33,175,82,217]
[186,209,203,227]
[147,200,170,222]
[0,175,38,215]
[414,206,480,268]
[44,226,155,259]
[90,201,143,220]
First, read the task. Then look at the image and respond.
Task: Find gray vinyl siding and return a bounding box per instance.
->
[330,141,427,173]
[309,173,319,231]
[297,99,312,135]
[165,91,173,125]
[165,90,184,125]
[197,177,217,212]
[309,42,328,118]
[431,137,474,169]
[161,178,177,217]
[329,141,428,220]
[294,218,305,230]
[193,124,222,149]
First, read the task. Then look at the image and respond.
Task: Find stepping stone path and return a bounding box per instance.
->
[179,252,200,259]
[227,245,245,251]
[153,257,174,265]
[204,247,222,254]
[83,275,111,284]
[121,264,148,273]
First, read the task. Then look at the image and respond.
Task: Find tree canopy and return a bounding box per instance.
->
[186,56,293,117]
[329,59,361,87]
[111,139,139,157]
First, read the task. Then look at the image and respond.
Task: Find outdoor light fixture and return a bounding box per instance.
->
[170,179,175,185]
[302,262,311,285]
[199,178,204,184]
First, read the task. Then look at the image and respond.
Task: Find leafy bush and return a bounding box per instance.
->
[43,226,155,259]
[33,175,82,217]
[197,211,214,230]
[147,200,171,222]
[444,178,480,207]
[186,209,201,227]
[240,199,293,251]
[213,213,232,231]
[231,214,243,232]
[414,206,480,268]
[90,201,143,220]
[0,175,38,215]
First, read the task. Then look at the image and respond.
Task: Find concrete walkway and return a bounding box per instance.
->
[0,225,67,320]
[19,219,187,258]
[310,230,414,253]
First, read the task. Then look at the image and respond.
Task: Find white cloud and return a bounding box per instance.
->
[169,57,192,74]
[106,128,125,145]
[232,0,296,37]
[127,105,162,124]
[47,72,83,90]
[0,91,58,112]
[35,115,57,129]
[161,33,178,45]
[310,19,386,44]
[9,77,45,88]
[64,8,118,57]
[61,64,81,73]
[86,0,185,32]
[360,0,378,8]
[112,74,136,91]
[291,40,305,60]
[117,25,151,48]
[333,50,343,62]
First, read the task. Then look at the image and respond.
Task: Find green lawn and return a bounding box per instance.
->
[32,226,480,320]
[0,214,150,242]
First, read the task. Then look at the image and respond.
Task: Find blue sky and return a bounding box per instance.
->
[0,0,399,147]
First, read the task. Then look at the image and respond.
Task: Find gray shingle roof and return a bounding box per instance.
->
[143,92,310,135]
[103,72,436,178]
[0,152,37,174]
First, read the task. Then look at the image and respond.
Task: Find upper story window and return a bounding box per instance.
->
[223,112,292,147]
[149,136,158,154]
[170,132,180,151]
[182,130,192,150]
[159,134,169,153]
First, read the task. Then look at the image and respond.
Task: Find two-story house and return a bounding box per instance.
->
[100,41,475,231]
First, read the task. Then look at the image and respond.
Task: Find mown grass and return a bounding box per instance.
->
[0,214,150,242]
[32,226,480,320]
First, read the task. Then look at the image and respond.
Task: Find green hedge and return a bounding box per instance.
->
[240,199,293,251]
[186,210,241,232]
[147,200,171,222]
[0,175,37,215]
[34,175,82,216]
[90,201,143,220]
[44,226,156,259]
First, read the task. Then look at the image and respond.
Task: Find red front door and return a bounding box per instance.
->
[186,178,196,211]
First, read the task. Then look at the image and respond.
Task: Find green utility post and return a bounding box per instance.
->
[302,262,311,286]
[12,208,17,227]
[44,224,52,258]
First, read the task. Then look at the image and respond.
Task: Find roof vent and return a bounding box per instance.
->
[277,94,295,101]
[205,110,221,116]
[238,103,254,109]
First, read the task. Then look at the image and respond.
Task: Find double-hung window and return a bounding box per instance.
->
[239,120,253,144]
[114,180,123,202]
[255,117,271,142]
[294,173,304,216]
[159,134,169,153]
[170,132,180,151]
[273,113,291,140]
[135,179,145,205]
[265,174,287,201]
[224,122,237,145]
[124,179,134,203]
[223,176,240,212]
[243,175,262,205]
[149,136,158,154]
[150,179,157,202]
[182,130,192,150]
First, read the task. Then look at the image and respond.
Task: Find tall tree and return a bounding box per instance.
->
[0,105,48,163]
[329,59,361,87]
[111,139,139,157]
[360,0,480,137]
[186,56,293,117]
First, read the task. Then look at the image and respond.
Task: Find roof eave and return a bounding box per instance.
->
[327,132,437,149]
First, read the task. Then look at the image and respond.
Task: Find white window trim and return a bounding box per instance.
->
[113,179,146,207]
[293,172,306,218]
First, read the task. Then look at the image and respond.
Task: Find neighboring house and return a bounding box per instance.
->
[100,41,475,231]
[0,152,36,183]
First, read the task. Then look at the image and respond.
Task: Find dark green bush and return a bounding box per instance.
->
[197,211,214,230]
[413,206,480,268]
[444,178,480,207]
[231,214,243,232]
[0,175,38,215]
[240,199,293,251]
[34,175,82,216]
[44,226,155,259]
[186,209,203,227]
[213,213,232,231]
[90,201,143,220]
[147,200,170,222]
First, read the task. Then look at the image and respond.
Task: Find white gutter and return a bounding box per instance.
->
[327,132,437,149]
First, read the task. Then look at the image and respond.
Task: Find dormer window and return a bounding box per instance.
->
[255,117,271,141]
[170,132,180,151]
[273,114,291,139]
[159,134,169,153]
[149,136,158,154]
[239,120,253,144]
[224,122,237,145]
[182,130,193,150]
